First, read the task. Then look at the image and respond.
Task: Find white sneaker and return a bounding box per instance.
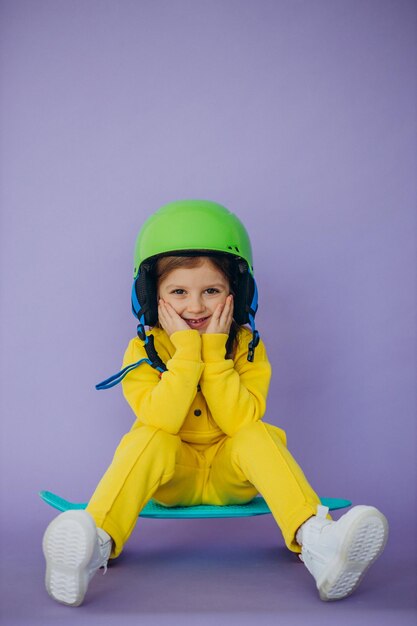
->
[298,504,388,601]
[43,510,112,606]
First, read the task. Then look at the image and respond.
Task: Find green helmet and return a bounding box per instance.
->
[133,199,253,279]
[131,199,258,329]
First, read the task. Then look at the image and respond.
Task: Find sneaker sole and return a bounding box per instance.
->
[317,506,388,601]
[43,510,97,606]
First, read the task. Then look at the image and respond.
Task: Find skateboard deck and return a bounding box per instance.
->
[39,490,351,519]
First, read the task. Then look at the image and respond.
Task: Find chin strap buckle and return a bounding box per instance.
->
[136,323,147,342]
[247,330,260,362]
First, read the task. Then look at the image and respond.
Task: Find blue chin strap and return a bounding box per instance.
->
[96,271,260,390]
[95,354,160,390]
[95,277,166,391]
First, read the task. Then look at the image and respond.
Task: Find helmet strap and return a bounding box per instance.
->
[132,270,167,372]
[247,278,260,362]
[95,327,166,391]
[137,325,167,373]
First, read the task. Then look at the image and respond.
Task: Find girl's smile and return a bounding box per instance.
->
[182,316,211,330]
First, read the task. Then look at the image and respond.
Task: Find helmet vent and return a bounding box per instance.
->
[228,245,240,253]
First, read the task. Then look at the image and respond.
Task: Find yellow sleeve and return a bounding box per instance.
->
[199,331,272,436]
[121,329,204,434]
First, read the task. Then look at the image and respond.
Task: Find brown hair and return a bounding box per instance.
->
[154,254,241,359]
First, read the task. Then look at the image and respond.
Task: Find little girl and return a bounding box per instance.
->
[43,200,388,606]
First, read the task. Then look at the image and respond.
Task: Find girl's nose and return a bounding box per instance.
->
[187,295,205,314]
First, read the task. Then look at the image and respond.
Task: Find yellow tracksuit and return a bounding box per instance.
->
[86,327,322,558]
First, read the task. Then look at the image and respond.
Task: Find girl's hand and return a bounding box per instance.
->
[205,294,234,335]
[158,299,190,337]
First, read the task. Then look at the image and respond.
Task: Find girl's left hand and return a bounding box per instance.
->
[205,294,234,335]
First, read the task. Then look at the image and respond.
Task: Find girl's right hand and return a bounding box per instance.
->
[158,299,190,337]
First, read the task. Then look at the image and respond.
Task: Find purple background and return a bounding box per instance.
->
[1,0,416,624]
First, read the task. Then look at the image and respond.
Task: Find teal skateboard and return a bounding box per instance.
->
[40,490,351,519]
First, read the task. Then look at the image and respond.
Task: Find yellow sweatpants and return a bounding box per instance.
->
[86,421,323,558]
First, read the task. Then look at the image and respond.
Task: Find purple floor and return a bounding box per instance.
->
[2,509,416,626]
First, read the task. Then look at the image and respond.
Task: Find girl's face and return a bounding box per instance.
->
[157,258,230,332]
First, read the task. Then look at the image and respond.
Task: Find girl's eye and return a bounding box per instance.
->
[171,289,185,295]
[205,288,220,295]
